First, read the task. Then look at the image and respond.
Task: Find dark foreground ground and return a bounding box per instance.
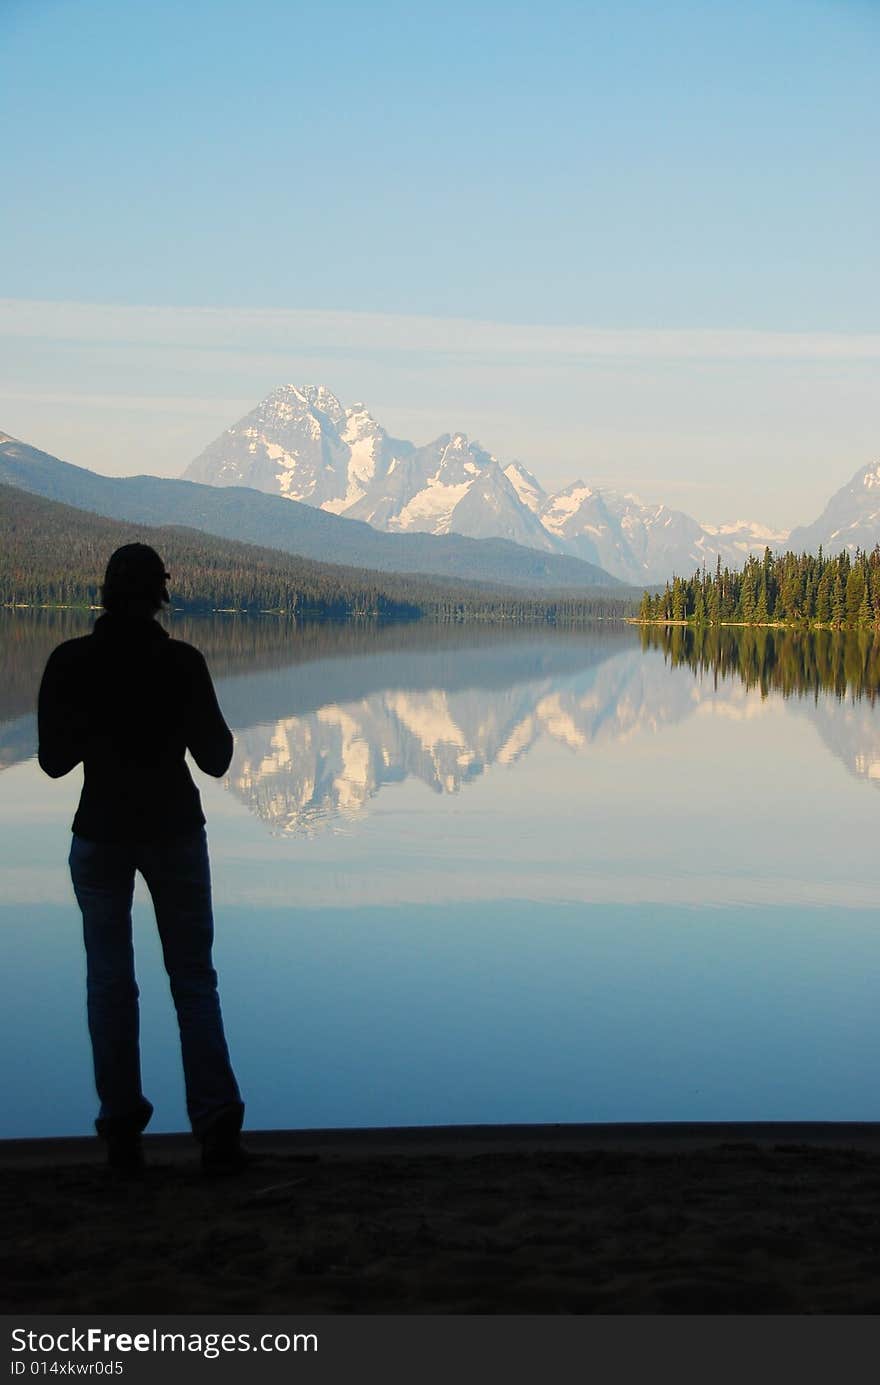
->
[4,1123,880,1314]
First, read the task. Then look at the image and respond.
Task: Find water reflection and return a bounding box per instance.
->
[223,641,714,834]
[4,612,880,1133]
[2,612,880,836]
[641,623,880,705]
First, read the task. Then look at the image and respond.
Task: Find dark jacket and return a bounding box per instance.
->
[37,614,233,843]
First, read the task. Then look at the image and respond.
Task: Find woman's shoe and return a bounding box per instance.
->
[106,1132,145,1174]
[200,1108,250,1175]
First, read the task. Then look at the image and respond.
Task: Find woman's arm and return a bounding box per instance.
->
[184,650,234,777]
[37,647,86,778]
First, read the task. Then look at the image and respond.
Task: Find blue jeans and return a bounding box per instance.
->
[69,829,243,1138]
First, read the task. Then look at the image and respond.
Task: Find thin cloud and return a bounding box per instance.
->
[3,299,880,363]
[0,389,256,416]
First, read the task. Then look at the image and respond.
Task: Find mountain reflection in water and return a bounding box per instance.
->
[2,612,879,835]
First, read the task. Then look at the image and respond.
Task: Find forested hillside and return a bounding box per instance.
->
[0,484,635,624]
[0,435,621,590]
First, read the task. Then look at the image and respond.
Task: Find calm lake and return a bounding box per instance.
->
[2,611,879,1138]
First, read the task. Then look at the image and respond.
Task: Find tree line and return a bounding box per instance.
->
[638,546,880,628]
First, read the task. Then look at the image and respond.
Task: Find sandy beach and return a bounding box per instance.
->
[5,1122,880,1314]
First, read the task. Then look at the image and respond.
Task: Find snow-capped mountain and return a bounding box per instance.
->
[184,385,871,583]
[504,463,786,584]
[343,432,558,550]
[185,384,413,512]
[788,461,880,557]
[186,385,556,552]
[540,484,699,586]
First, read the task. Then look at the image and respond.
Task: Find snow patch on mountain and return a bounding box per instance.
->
[395,478,473,534]
[542,482,596,524]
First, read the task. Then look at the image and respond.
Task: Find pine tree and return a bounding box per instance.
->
[739,566,756,623]
[816,571,832,625]
[755,581,769,624]
[832,573,846,626]
[671,577,686,621]
[858,581,871,627]
[693,581,705,624]
[846,567,866,624]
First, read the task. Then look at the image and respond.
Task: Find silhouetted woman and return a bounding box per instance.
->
[37,544,245,1173]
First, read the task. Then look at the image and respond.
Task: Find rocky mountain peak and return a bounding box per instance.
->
[183,385,880,582]
[503,461,547,515]
[341,402,385,442]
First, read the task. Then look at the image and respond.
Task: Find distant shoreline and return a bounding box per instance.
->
[627,617,878,631]
[2,603,633,625]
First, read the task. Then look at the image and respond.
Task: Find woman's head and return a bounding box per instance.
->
[101,544,170,617]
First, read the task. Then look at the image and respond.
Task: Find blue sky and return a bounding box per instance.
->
[1,0,878,526]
